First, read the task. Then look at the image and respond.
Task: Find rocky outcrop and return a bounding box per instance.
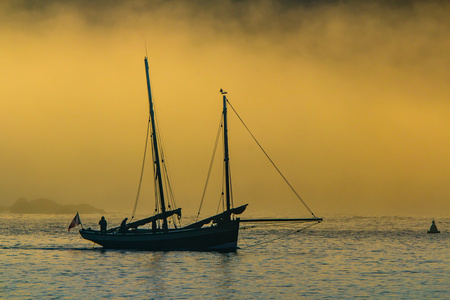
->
[6,198,105,214]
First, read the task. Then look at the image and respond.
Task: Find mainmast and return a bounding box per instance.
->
[221,89,232,213]
[144,57,168,231]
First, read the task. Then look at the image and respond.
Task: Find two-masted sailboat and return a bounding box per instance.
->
[79,57,321,251]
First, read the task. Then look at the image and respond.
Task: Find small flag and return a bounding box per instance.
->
[68,212,82,231]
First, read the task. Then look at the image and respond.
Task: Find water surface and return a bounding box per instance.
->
[1,214,448,299]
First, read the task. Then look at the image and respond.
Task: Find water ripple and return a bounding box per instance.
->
[0,214,448,299]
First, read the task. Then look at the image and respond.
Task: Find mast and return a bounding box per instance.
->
[144,57,168,231]
[221,90,231,213]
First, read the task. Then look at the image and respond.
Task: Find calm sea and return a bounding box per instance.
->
[0,214,448,299]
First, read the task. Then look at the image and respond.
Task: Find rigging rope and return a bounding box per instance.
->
[196,113,224,221]
[228,163,234,209]
[216,192,224,215]
[151,133,160,216]
[243,221,320,249]
[156,114,179,211]
[226,100,317,218]
[131,102,182,228]
[147,108,161,225]
[131,118,152,220]
[153,105,181,228]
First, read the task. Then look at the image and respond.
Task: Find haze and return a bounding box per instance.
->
[0,0,449,217]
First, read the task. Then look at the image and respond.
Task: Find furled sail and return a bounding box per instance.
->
[107,208,182,232]
[183,204,248,229]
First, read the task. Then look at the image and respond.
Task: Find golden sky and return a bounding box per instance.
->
[0,0,449,217]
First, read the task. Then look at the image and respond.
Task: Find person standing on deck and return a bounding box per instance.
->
[99,216,107,234]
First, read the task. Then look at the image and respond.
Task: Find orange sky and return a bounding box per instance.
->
[0,0,449,217]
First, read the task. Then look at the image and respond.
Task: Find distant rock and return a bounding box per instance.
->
[7,198,105,214]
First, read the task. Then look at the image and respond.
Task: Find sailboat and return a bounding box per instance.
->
[79,56,321,251]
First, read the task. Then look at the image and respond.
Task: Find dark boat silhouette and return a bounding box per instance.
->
[79,56,321,251]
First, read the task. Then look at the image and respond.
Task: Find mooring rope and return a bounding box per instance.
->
[243,221,321,249]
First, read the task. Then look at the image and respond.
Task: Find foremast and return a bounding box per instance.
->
[144,57,168,231]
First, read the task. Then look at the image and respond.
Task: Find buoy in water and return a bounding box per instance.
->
[427,220,440,234]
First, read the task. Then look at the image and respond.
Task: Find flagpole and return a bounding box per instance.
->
[78,211,84,229]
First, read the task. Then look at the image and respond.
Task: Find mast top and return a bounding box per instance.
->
[220,89,227,95]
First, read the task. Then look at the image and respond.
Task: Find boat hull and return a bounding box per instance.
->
[79,219,241,252]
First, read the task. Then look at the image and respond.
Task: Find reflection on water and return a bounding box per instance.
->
[0,214,448,299]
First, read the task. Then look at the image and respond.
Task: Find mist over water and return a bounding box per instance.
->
[0,0,449,217]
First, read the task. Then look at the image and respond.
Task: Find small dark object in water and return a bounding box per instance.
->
[427,220,440,234]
